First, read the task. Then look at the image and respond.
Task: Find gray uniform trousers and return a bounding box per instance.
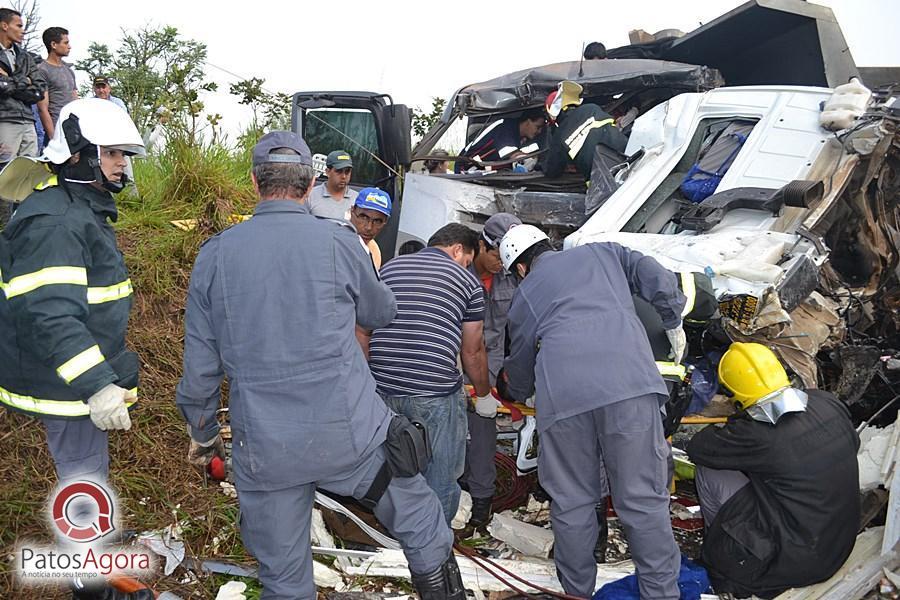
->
[538,394,680,599]
[43,417,109,483]
[463,411,497,499]
[694,466,750,527]
[238,443,453,600]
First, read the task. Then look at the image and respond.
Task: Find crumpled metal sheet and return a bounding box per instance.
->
[725,291,846,387]
[453,59,722,115]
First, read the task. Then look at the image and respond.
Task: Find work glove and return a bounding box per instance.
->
[215,581,247,600]
[86,384,134,431]
[188,433,226,468]
[666,325,687,364]
[474,393,502,418]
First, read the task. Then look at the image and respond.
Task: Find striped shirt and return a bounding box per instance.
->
[370,247,485,397]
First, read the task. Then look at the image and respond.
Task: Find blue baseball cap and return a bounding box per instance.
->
[354,187,392,217]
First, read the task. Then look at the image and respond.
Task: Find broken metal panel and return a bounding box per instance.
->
[494,189,588,229]
[723,291,845,388]
[774,527,899,599]
[450,59,722,116]
[609,0,859,88]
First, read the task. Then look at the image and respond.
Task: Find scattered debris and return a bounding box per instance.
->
[486,511,554,558]
[214,581,247,600]
[340,548,636,593]
[775,527,899,600]
[859,419,899,491]
[452,491,472,530]
[137,526,185,576]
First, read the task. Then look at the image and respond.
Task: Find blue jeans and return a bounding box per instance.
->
[380,389,468,525]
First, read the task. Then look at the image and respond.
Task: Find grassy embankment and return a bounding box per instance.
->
[0,132,263,599]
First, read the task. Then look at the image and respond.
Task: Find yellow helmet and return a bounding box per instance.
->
[718,342,790,408]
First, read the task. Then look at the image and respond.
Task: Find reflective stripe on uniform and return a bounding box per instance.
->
[3,266,88,299]
[656,361,686,380]
[497,145,519,159]
[34,174,59,190]
[0,385,138,417]
[564,117,615,159]
[680,272,696,318]
[56,345,105,384]
[87,279,133,304]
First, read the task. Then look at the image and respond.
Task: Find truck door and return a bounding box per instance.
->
[291,92,411,259]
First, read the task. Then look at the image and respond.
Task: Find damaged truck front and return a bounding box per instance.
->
[288,0,900,422]
[566,84,900,422]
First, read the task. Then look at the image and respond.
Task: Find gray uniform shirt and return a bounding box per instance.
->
[37,61,76,124]
[308,182,356,220]
[504,242,686,433]
[465,267,518,386]
[176,200,397,491]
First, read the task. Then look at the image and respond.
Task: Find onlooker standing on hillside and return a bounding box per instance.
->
[0,8,46,160]
[37,27,77,145]
[308,149,356,219]
[92,75,127,112]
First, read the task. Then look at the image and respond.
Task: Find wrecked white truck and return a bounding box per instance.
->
[290,0,900,429]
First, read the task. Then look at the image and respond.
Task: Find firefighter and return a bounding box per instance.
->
[0,98,150,599]
[687,342,860,598]
[499,225,684,599]
[543,80,628,180]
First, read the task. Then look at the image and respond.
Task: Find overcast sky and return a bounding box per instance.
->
[37,0,900,139]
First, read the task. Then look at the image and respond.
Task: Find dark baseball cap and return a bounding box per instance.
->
[326,150,353,170]
[482,212,522,247]
[252,131,312,168]
[92,75,110,86]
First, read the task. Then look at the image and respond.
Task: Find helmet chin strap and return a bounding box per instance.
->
[60,145,129,193]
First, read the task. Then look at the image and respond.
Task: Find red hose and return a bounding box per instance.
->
[454,542,583,600]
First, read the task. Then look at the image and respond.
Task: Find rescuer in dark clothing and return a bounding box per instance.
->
[687,342,860,598]
[543,80,628,180]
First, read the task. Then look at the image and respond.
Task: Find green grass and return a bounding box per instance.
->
[0,130,266,599]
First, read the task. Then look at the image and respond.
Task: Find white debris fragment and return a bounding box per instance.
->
[214,581,247,600]
[859,424,896,490]
[219,482,237,498]
[452,490,472,530]
[313,560,344,589]
[487,510,555,558]
[138,529,186,576]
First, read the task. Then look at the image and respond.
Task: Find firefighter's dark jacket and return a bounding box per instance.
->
[687,390,860,599]
[0,179,138,419]
[544,103,628,179]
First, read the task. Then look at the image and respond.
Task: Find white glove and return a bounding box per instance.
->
[474,393,502,418]
[665,326,687,365]
[215,581,247,600]
[87,384,134,431]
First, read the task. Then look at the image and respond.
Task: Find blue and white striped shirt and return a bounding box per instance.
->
[370,248,485,397]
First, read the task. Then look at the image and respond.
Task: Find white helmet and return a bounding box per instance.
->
[499,224,549,272]
[0,98,147,201]
[44,97,146,164]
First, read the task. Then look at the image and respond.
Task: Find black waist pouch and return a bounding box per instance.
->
[384,414,432,477]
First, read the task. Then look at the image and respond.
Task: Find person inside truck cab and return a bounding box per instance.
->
[543,80,628,180]
[308,149,356,219]
[455,109,546,172]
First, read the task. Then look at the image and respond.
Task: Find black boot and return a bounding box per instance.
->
[469,496,493,528]
[594,498,608,564]
[411,553,466,600]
